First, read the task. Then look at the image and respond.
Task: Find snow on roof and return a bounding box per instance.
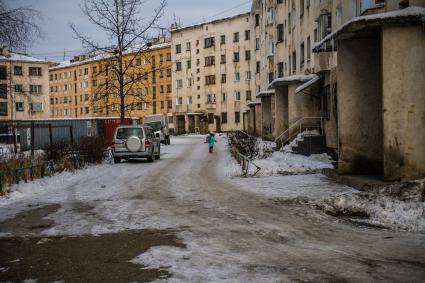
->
[295,75,321,94]
[0,51,48,63]
[247,101,261,107]
[268,74,317,89]
[313,6,425,52]
[49,41,171,71]
[171,12,251,33]
[256,90,275,98]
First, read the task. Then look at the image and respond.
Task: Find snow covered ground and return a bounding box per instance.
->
[1,136,424,282]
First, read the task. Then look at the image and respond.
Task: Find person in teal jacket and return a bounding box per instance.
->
[207,132,216,154]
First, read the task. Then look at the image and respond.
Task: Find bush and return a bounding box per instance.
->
[76,136,106,164]
[227,131,259,159]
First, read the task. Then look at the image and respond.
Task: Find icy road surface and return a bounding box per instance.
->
[1,136,424,282]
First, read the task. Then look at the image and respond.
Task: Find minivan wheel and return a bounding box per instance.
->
[155,148,161,160]
[114,157,121,164]
[147,155,154,162]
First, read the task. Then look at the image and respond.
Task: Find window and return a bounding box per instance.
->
[160,101,164,109]
[256,61,260,73]
[245,30,250,40]
[245,50,251,61]
[187,78,193,87]
[0,66,7,80]
[278,62,284,78]
[318,14,332,41]
[205,75,216,85]
[187,96,193,104]
[31,102,43,112]
[269,72,274,83]
[168,100,172,109]
[176,44,182,54]
[234,91,241,101]
[220,35,226,45]
[176,61,182,71]
[255,14,260,26]
[205,56,215,66]
[14,84,23,92]
[255,38,260,50]
[29,67,42,76]
[186,42,191,51]
[233,52,240,62]
[235,72,240,82]
[136,58,141,66]
[0,102,7,116]
[246,90,252,101]
[300,42,305,69]
[307,36,311,61]
[221,112,227,124]
[277,24,284,42]
[233,32,239,42]
[167,84,172,93]
[187,60,192,69]
[221,54,226,64]
[14,66,23,76]
[245,71,251,81]
[167,68,172,77]
[207,94,216,103]
[222,93,227,102]
[15,102,24,111]
[166,52,172,61]
[84,68,88,75]
[300,0,304,17]
[221,74,226,83]
[176,79,183,89]
[204,37,215,48]
[176,97,183,105]
[29,85,42,94]
[235,112,240,123]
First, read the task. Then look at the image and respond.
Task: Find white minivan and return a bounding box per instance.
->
[112,125,160,163]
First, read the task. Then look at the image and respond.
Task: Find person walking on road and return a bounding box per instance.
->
[206,132,216,154]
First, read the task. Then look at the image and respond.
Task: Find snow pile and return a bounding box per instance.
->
[315,180,425,232]
[252,152,333,176]
[255,139,275,159]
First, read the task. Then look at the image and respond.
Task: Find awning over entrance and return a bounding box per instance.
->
[256,90,275,98]
[295,74,321,95]
[247,101,261,107]
[268,74,318,89]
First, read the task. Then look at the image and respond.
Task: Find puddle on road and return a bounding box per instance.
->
[0,204,60,237]
[0,230,184,283]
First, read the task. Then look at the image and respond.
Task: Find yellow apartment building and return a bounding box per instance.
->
[49,41,173,120]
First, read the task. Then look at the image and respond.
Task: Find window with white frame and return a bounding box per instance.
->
[176,79,183,89]
[234,91,241,101]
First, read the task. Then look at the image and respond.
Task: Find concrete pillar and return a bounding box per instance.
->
[248,107,256,134]
[255,104,262,136]
[274,85,289,139]
[382,26,425,180]
[194,115,200,129]
[243,111,249,131]
[261,96,273,140]
[337,36,383,175]
[184,114,189,134]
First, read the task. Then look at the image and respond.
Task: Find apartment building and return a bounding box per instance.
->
[171,13,255,134]
[0,47,50,121]
[249,0,425,181]
[49,41,173,120]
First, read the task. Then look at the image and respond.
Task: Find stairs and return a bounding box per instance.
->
[291,135,327,156]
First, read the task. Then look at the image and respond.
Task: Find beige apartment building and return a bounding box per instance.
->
[171,13,255,134]
[0,47,50,121]
[248,0,425,181]
[49,41,173,120]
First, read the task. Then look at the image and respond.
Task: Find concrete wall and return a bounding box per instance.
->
[248,106,256,134]
[288,85,321,124]
[337,36,383,175]
[261,96,273,140]
[382,25,425,180]
[274,85,289,139]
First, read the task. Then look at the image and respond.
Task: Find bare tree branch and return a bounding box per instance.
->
[0,0,43,51]
[70,0,167,121]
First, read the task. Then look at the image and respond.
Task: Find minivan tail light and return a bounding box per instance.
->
[144,139,151,148]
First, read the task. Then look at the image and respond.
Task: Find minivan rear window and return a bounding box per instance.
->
[116,128,144,140]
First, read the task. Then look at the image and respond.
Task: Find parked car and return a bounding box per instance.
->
[143,114,171,145]
[112,125,160,163]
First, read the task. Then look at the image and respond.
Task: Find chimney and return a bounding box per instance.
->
[0,46,9,56]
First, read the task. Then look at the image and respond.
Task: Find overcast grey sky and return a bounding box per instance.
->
[5,0,251,61]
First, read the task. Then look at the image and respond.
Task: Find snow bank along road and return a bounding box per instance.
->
[1,136,425,282]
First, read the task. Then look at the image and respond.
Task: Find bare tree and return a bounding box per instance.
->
[0,0,43,51]
[70,0,167,122]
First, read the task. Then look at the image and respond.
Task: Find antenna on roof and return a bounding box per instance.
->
[63,48,66,61]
